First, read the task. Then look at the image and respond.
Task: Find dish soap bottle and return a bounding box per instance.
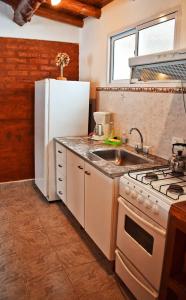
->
[122,131,128,144]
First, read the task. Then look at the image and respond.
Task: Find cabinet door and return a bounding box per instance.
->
[84,162,114,260]
[67,150,85,227]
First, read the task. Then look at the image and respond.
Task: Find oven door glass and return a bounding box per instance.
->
[125,215,154,254]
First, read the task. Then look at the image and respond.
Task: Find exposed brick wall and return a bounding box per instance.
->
[0,37,79,182]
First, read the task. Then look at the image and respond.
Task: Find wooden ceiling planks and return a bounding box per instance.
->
[1,0,114,27]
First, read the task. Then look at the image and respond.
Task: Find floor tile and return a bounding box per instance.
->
[20,251,62,283]
[0,253,24,284]
[45,222,81,248]
[39,209,69,229]
[0,276,28,300]
[0,181,133,300]
[56,240,97,269]
[79,285,127,300]
[11,215,43,232]
[0,236,15,257]
[14,229,52,261]
[66,260,117,298]
[26,269,76,300]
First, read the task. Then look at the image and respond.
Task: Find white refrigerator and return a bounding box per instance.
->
[35,79,90,201]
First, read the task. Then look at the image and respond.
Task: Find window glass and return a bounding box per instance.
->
[125,216,154,255]
[113,33,136,80]
[109,13,176,82]
[138,19,175,56]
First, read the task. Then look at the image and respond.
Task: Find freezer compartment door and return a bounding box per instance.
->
[48,80,90,139]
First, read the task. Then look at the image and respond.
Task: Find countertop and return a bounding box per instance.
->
[55,136,167,178]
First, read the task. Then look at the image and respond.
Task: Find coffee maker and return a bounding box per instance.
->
[92,112,112,141]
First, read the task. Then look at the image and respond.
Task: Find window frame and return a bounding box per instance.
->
[108,11,178,84]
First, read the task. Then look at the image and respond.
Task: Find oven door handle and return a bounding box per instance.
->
[118,197,166,237]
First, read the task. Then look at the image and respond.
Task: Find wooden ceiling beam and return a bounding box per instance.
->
[48,0,101,19]
[98,0,114,7]
[35,6,84,27]
[13,0,45,25]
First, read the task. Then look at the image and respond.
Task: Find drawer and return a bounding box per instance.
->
[56,143,66,163]
[115,249,158,300]
[56,174,65,185]
[56,164,66,179]
[56,180,66,203]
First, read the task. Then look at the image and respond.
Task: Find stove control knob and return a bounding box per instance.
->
[131,191,138,199]
[137,195,144,204]
[152,204,159,214]
[125,186,131,195]
[145,199,152,209]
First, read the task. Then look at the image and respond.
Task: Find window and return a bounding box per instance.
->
[109,12,176,82]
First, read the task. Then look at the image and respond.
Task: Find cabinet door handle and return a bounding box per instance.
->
[58,150,62,153]
[58,164,63,168]
[85,171,91,175]
[78,165,83,170]
[58,191,63,195]
[58,178,63,181]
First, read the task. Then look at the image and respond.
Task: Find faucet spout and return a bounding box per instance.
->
[129,127,144,152]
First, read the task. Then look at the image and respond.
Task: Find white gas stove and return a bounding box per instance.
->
[115,167,186,300]
[120,167,186,228]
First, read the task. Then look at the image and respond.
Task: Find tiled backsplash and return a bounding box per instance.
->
[96,90,186,160]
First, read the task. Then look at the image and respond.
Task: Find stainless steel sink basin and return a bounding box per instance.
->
[91,149,152,166]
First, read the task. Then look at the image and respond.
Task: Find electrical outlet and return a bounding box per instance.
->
[172,137,185,145]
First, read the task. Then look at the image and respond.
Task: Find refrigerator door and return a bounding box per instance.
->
[35,79,49,198]
[48,79,90,201]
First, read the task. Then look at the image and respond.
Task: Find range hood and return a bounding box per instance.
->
[129,48,186,82]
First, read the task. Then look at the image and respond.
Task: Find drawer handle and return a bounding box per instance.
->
[85,171,91,175]
[58,191,63,195]
[78,165,83,170]
[58,150,62,153]
[58,164,63,168]
[58,178,63,181]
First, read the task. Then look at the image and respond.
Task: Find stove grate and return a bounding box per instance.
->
[128,168,186,201]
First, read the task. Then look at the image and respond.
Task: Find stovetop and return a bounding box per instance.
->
[127,167,186,202]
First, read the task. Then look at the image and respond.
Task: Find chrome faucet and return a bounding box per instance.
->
[129,128,144,153]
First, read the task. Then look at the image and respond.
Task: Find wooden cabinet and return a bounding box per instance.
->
[84,162,118,260]
[159,202,186,300]
[55,142,67,203]
[67,150,85,227]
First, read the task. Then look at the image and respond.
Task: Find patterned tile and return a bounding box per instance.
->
[79,285,127,300]
[66,261,117,298]
[0,181,132,300]
[0,236,15,257]
[26,270,76,300]
[45,223,81,248]
[39,208,69,229]
[13,229,52,261]
[56,240,97,269]
[20,251,62,283]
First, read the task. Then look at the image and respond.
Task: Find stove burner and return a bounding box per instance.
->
[167,184,184,195]
[145,172,158,181]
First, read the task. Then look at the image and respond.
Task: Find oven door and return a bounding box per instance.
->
[117,197,166,291]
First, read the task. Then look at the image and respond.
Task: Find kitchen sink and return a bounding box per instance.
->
[91,149,152,166]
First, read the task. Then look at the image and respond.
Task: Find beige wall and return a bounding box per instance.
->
[0,1,79,43]
[79,0,186,160]
[97,90,186,159]
[79,0,186,97]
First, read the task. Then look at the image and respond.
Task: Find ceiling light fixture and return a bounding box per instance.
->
[51,0,61,6]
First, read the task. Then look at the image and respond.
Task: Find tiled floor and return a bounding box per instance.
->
[0,180,133,300]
